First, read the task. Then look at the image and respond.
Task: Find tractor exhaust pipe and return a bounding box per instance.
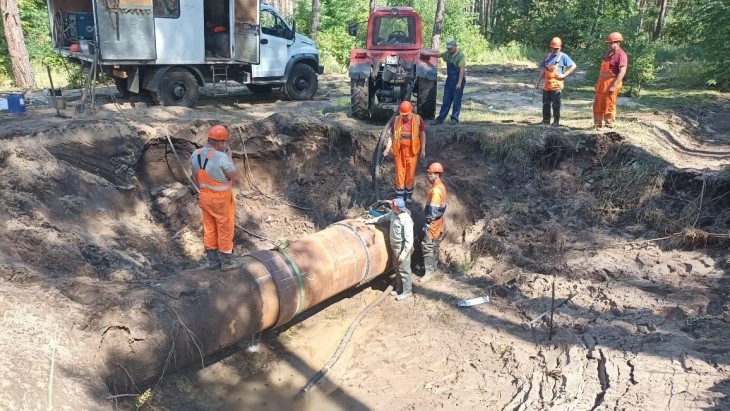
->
[96,219,392,389]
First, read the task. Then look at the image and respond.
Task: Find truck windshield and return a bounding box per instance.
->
[373,16,415,46]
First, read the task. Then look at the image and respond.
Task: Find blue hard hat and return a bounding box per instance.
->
[391,198,408,212]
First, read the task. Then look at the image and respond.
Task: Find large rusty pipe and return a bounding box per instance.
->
[98,219,393,388]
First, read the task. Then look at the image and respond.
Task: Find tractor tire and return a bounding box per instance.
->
[350,78,370,119]
[152,68,199,107]
[246,84,274,94]
[284,63,318,100]
[114,77,131,99]
[417,78,437,119]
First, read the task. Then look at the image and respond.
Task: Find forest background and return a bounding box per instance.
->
[1,0,728,93]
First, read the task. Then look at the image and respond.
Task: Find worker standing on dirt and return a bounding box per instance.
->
[420,162,448,283]
[432,39,466,125]
[535,37,577,127]
[383,100,426,204]
[364,198,415,300]
[190,125,242,271]
[593,32,628,129]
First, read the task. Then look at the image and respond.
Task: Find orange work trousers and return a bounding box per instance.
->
[395,141,418,193]
[593,61,622,126]
[199,189,235,253]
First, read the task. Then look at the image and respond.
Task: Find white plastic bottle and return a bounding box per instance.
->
[457,296,490,307]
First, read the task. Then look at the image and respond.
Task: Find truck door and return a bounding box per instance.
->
[252,8,291,78]
[94,0,157,60]
[232,0,260,63]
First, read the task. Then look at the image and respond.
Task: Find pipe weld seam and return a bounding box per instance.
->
[331,223,371,286]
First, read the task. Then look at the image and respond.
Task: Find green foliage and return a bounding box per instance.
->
[695,1,730,88]
[316,28,358,68]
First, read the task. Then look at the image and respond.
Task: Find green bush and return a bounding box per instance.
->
[315,27,359,68]
[658,61,710,88]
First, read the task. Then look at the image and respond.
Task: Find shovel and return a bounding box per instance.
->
[45,65,71,118]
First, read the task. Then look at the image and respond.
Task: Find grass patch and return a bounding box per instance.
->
[0,63,84,91]
[324,306,346,321]
[434,125,543,166]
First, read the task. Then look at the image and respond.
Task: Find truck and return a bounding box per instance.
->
[347,7,438,120]
[46,0,323,107]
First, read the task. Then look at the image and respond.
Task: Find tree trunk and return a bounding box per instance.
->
[0,0,35,88]
[637,0,646,35]
[369,0,377,12]
[590,0,605,36]
[485,0,493,38]
[431,0,446,50]
[653,0,669,40]
[311,0,320,38]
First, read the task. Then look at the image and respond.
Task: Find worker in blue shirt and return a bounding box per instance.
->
[535,37,577,127]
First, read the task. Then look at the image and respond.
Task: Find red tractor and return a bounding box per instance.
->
[348,7,438,120]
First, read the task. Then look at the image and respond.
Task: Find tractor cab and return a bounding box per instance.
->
[369,8,420,49]
[347,7,437,120]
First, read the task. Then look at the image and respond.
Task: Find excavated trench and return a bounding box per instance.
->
[1,114,730,409]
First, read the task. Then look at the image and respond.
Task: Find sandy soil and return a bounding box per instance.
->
[1,66,730,411]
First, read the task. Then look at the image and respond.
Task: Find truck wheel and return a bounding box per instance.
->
[246,84,273,94]
[152,68,199,107]
[350,78,370,119]
[284,63,318,100]
[417,78,437,119]
[114,77,130,99]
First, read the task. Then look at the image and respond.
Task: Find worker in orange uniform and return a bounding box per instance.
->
[536,37,577,127]
[383,100,426,204]
[419,162,447,283]
[190,125,242,271]
[594,32,628,129]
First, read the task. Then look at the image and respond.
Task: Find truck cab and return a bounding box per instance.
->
[47,0,323,106]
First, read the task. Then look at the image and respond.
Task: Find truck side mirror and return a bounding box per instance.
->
[292,20,296,34]
[348,23,357,37]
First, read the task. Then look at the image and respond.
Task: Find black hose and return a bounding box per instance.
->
[294,283,394,400]
[372,113,397,201]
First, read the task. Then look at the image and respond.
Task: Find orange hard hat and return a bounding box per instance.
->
[606,32,624,43]
[399,100,413,115]
[207,125,229,141]
[427,162,444,174]
[549,37,562,48]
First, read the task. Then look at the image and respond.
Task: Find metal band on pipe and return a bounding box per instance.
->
[331,223,371,286]
[277,247,307,316]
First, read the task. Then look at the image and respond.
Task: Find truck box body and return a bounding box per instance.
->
[47,0,323,106]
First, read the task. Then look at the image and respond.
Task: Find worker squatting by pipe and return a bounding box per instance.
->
[96,219,393,390]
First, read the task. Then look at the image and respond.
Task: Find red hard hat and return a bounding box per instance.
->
[549,37,562,48]
[207,125,229,141]
[399,100,413,115]
[606,32,623,43]
[69,43,81,52]
[427,162,444,174]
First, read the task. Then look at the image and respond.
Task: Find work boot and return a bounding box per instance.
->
[405,192,413,204]
[220,252,243,271]
[420,270,437,283]
[605,119,614,129]
[551,121,560,127]
[395,291,413,301]
[431,119,443,126]
[205,249,221,270]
